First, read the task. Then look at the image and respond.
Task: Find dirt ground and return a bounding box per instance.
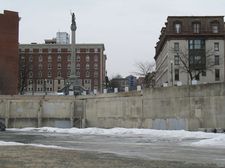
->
[0,146,222,168]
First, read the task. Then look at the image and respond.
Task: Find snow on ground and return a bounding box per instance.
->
[0,140,70,150]
[6,127,225,148]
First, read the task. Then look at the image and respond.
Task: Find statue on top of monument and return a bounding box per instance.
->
[71,12,77,31]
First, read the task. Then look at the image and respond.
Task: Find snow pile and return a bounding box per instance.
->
[192,135,225,147]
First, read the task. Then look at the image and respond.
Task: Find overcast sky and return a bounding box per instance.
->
[1,0,225,78]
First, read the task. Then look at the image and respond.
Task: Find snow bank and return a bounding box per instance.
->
[8,127,220,139]
[8,127,225,148]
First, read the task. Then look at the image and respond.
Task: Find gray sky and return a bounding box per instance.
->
[1,0,225,78]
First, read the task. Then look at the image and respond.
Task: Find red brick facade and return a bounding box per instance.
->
[19,44,106,94]
[0,10,19,95]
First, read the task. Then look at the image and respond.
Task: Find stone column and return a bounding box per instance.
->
[37,99,43,127]
[4,100,10,128]
[70,101,75,127]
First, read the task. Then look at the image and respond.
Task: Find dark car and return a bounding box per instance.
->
[0,122,6,131]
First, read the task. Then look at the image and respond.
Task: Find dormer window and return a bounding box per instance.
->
[193,22,200,33]
[211,21,219,33]
[174,22,181,33]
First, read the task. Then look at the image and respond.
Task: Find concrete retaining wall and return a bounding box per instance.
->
[0,83,225,130]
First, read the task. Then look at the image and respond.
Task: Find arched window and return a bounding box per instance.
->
[57,63,61,69]
[86,71,90,77]
[57,71,61,77]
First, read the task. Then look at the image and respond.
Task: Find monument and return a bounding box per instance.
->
[68,13,80,95]
[58,12,86,95]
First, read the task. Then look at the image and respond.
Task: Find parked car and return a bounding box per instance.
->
[0,122,6,131]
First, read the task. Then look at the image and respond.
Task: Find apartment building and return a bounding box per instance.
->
[155,16,225,87]
[0,10,19,95]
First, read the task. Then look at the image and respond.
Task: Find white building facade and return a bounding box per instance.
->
[155,16,225,87]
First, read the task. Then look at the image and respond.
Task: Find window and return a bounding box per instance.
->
[38,71,42,78]
[211,22,219,33]
[48,55,52,62]
[202,70,206,77]
[48,63,52,69]
[67,55,71,61]
[174,55,179,65]
[57,71,61,77]
[29,79,33,84]
[193,23,200,33]
[58,80,61,84]
[48,71,52,78]
[29,71,33,78]
[77,55,80,62]
[57,55,61,62]
[76,70,80,77]
[67,63,71,69]
[29,55,33,62]
[94,55,98,62]
[86,55,90,62]
[94,63,98,69]
[193,40,201,49]
[84,79,91,84]
[86,71,90,77]
[215,69,220,81]
[38,55,43,62]
[214,42,219,51]
[174,43,179,51]
[215,55,219,65]
[86,63,90,69]
[38,63,43,70]
[57,63,61,69]
[67,70,71,77]
[174,23,181,33]
[76,63,80,69]
[94,71,98,78]
[189,39,205,49]
[175,69,179,81]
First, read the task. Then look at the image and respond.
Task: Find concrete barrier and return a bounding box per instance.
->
[0,83,225,130]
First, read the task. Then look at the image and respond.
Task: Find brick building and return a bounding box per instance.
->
[155,16,225,87]
[19,42,106,94]
[0,10,19,95]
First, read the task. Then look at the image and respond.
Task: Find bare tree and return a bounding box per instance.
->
[134,61,155,77]
[18,56,29,95]
[134,61,156,88]
[173,47,215,83]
